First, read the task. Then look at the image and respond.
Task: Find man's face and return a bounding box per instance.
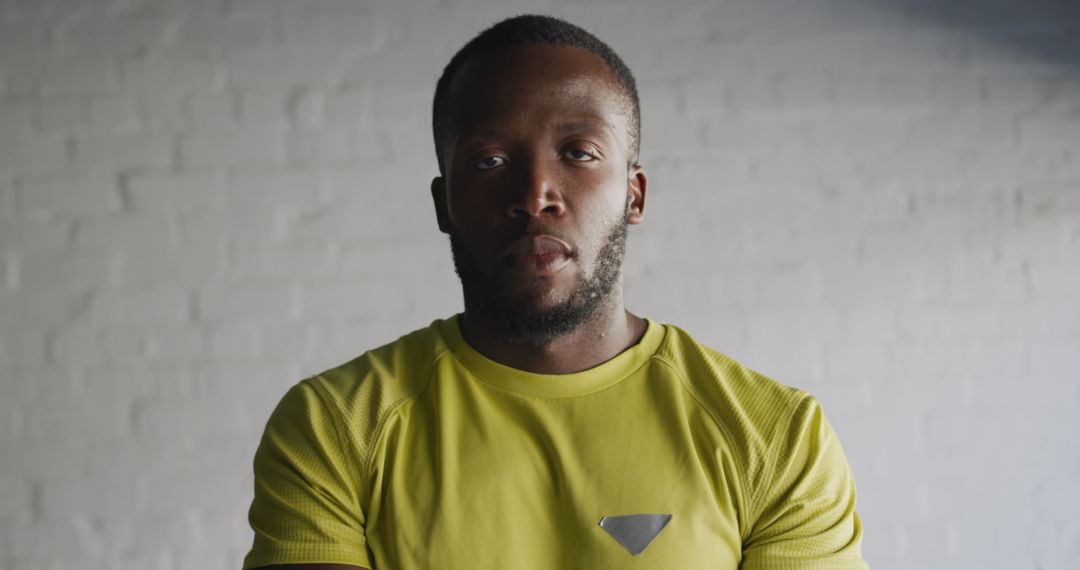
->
[431,45,646,344]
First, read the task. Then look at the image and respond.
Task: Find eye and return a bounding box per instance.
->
[564,148,597,162]
[474,155,506,170]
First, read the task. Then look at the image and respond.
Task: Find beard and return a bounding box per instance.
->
[449,209,629,347]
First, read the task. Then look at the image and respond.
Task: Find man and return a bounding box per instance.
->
[243,14,867,570]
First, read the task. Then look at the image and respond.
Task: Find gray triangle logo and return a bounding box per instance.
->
[599,514,672,555]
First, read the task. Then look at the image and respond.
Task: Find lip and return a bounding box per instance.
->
[501,235,572,258]
[500,235,573,276]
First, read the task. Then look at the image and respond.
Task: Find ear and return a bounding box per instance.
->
[431,176,453,234]
[626,164,647,225]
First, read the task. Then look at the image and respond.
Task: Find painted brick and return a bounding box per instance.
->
[238,90,291,126]
[323,88,374,124]
[0,471,31,522]
[15,249,121,291]
[51,322,148,366]
[87,95,142,133]
[38,57,119,96]
[144,325,207,364]
[0,177,13,217]
[124,170,226,213]
[0,23,53,74]
[226,241,334,282]
[59,13,174,60]
[284,125,387,167]
[37,471,142,521]
[1028,259,1080,299]
[130,90,189,131]
[206,323,261,362]
[122,56,225,94]
[86,286,192,326]
[179,127,285,168]
[173,207,283,246]
[38,97,87,132]
[0,288,86,328]
[195,283,296,322]
[164,10,276,60]
[15,171,121,216]
[131,394,249,443]
[285,194,417,244]
[299,279,411,320]
[115,243,228,287]
[226,168,323,209]
[0,253,9,291]
[184,90,236,129]
[72,212,176,250]
[71,132,175,171]
[289,87,324,127]
[0,134,69,173]
[0,99,36,132]
[223,45,351,89]
[0,325,50,369]
[0,216,70,252]
[5,517,100,562]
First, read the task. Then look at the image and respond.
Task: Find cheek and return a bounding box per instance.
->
[578,201,627,265]
[444,195,505,257]
[445,188,493,228]
[445,173,507,220]
[584,177,632,221]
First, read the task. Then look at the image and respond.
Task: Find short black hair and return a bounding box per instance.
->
[432,14,641,174]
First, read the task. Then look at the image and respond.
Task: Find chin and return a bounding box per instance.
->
[489,281,609,346]
[449,229,623,344]
[500,277,574,308]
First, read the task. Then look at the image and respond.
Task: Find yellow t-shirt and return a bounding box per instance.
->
[244,315,867,569]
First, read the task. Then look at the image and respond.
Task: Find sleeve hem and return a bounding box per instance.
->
[740,557,869,570]
[243,546,372,569]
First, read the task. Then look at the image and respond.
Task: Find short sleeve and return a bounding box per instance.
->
[242,380,372,569]
[740,395,868,570]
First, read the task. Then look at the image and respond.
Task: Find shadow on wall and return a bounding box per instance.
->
[885,0,1080,69]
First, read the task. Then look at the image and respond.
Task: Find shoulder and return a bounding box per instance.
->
[271,317,454,461]
[246,320,449,570]
[650,322,863,546]
[651,322,812,480]
[309,317,453,409]
[653,322,807,432]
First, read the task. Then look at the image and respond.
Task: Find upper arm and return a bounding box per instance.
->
[242,381,373,570]
[739,396,868,570]
[250,561,369,565]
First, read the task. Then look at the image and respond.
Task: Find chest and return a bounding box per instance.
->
[365,377,745,568]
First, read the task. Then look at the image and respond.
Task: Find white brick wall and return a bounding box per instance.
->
[1,0,1078,568]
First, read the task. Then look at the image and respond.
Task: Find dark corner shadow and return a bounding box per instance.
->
[880,0,1080,71]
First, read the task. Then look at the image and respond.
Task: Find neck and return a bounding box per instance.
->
[458,294,647,375]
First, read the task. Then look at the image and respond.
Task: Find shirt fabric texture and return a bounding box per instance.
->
[243,315,868,569]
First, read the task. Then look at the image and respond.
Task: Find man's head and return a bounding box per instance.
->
[430,15,647,346]
[432,15,641,174]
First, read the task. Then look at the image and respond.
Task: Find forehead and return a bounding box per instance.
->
[444,44,630,137]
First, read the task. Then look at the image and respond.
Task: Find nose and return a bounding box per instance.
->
[505,158,565,219]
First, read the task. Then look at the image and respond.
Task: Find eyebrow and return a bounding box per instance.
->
[459,128,507,141]
[554,121,613,136]
[459,121,614,141]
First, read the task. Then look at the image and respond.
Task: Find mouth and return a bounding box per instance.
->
[500,235,573,276]
[505,251,572,275]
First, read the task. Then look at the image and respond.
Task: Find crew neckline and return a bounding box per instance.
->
[438,313,666,398]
